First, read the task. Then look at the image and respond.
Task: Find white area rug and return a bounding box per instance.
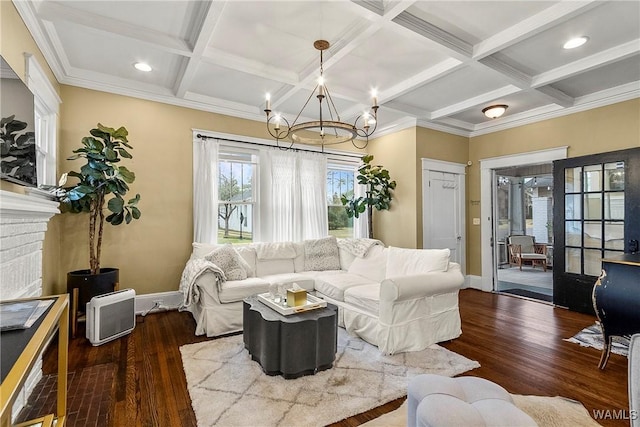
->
[565,322,630,357]
[180,328,480,427]
[362,395,600,427]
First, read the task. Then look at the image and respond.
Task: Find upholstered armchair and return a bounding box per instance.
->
[507,235,548,271]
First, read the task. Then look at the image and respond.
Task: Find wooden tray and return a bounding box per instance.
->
[257,292,327,316]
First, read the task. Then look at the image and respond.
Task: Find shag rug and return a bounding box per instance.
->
[565,322,630,357]
[362,395,600,427]
[180,328,480,427]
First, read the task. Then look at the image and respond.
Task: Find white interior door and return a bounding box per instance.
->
[422,159,466,274]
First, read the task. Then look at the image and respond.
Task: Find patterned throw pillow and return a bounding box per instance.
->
[205,245,249,281]
[304,236,341,271]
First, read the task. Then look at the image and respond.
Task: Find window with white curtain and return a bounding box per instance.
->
[327,163,356,238]
[217,148,258,244]
[193,131,365,244]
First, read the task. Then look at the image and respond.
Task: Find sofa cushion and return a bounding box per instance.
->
[348,246,388,282]
[343,283,380,315]
[304,236,341,271]
[256,259,295,276]
[338,247,356,270]
[314,272,377,302]
[293,242,306,272]
[260,273,315,291]
[255,241,297,260]
[205,245,250,281]
[386,247,450,278]
[191,242,219,259]
[218,277,271,303]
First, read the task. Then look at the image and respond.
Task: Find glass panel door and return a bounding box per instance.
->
[553,148,640,314]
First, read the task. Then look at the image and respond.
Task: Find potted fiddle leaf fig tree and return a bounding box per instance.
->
[341,154,396,239]
[60,124,141,318]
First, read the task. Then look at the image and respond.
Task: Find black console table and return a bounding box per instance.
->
[243,295,337,379]
[592,254,640,369]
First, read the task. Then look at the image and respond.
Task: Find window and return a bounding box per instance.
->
[217,148,257,243]
[26,54,60,186]
[564,162,625,276]
[326,163,356,238]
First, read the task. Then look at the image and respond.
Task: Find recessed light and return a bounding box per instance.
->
[563,36,589,49]
[134,62,152,72]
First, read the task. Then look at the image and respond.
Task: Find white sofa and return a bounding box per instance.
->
[179,237,464,354]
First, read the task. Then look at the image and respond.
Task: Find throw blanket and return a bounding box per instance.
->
[178,258,225,309]
[338,238,384,258]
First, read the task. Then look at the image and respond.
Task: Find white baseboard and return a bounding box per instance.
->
[464,275,483,290]
[134,291,182,315]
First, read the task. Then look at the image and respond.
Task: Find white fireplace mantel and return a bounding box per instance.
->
[0,189,60,220]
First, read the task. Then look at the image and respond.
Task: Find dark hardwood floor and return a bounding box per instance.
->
[37,289,628,426]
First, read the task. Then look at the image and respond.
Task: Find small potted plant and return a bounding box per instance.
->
[341,155,396,239]
[58,124,141,325]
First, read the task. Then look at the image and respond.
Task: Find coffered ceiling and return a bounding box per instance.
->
[14,0,640,138]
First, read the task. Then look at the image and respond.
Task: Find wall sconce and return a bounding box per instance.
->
[482,104,508,119]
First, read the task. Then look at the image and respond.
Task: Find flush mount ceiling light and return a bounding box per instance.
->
[134,62,152,72]
[563,36,589,49]
[482,104,508,119]
[264,40,378,150]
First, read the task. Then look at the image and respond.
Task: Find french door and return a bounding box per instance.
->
[553,148,640,314]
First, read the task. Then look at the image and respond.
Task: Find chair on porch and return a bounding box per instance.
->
[507,235,548,271]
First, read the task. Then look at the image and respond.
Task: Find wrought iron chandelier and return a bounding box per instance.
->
[264,40,379,150]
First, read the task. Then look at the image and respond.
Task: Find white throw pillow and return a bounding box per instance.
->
[385,247,450,278]
[348,246,388,282]
[205,245,250,281]
[234,245,256,277]
[304,236,341,271]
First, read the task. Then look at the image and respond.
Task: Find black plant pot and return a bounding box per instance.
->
[67,268,119,314]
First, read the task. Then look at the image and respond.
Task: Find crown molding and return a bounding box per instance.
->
[392,11,473,57]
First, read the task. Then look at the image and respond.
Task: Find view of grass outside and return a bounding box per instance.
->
[217,229,253,244]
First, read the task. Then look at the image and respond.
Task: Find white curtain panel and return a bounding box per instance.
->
[193,140,218,244]
[259,148,327,242]
[299,151,328,240]
[354,180,369,238]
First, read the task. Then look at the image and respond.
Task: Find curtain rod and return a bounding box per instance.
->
[196,134,363,159]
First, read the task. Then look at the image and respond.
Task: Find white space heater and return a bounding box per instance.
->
[86,288,136,346]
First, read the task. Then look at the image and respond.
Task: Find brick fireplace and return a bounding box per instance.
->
[0,189,59,419]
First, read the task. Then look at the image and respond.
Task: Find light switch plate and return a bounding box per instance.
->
[473,218,480,225]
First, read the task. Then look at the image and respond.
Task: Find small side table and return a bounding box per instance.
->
[243,295,337,379]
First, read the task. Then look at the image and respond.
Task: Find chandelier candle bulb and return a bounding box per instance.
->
[265,95,271,111]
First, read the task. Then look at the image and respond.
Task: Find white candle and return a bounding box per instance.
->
[265,93,271,110]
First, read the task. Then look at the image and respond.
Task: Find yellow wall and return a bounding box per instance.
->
[1,1,62,296]
[466,99,640,275]
[368,127,417,248]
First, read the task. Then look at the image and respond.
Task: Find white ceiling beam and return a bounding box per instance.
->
[391,11,473,58]
[478,56,531,88]
[37,1,192,56]
[531,39,640,87]
[380,58,463,103]
[473,0,602,59]
[535,85,575,108]
[478,51,574,107]
[429,85,522,119]
[174,1,227,98]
